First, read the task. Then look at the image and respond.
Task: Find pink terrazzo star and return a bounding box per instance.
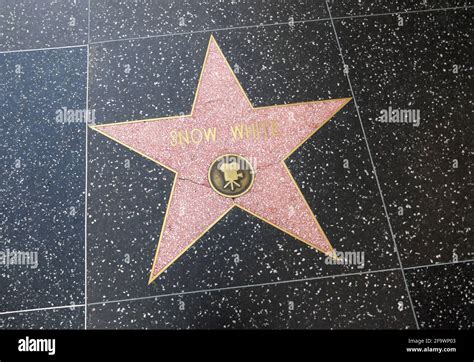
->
[92,36,351,284]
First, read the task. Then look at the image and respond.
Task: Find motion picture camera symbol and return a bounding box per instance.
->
[219,160,243,191]
[208,154,255,198]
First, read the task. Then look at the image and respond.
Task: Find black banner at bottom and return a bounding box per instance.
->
[0,329,471,361]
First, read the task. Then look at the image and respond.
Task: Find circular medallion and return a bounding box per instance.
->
[208,154,255,198]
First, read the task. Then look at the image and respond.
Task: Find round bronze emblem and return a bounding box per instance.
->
[208,154,255,198]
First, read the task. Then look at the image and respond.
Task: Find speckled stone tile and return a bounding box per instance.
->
[87,131,172,302]
[87,25,399,304]
[89,0,328,43]
[0,0,89,52]
[329,0,473,17]
[0,307,84,330]
[89,34,205,125]
[88,270,416,329]
[287,103,399,270]
[406,262,473,329]
[0,47,86,312]
[334,9,473,267]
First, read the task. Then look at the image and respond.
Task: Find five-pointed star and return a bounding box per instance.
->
[91,35,351,284]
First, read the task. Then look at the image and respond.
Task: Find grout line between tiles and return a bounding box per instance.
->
[404,259,473,270]
[89,5,472,46]
[87,267,401,307]
[0,258,471,318]
[0,5,471,54]
[0,44,87,54]
[325,0,421,329]
[330,5,473,20]
[84,0,91,331]
[0,304,86,317]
